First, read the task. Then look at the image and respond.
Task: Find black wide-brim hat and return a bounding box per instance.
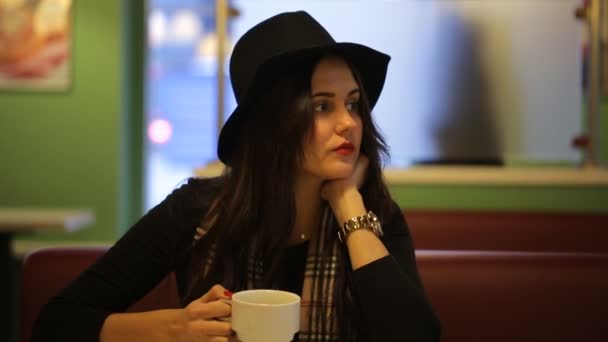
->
[217,10,391,165]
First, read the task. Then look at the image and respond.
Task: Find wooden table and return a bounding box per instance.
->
[0,208,95,342]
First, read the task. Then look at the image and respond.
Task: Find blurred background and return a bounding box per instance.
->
[143,0,590,207]
[1,1,607,341]
[2,0,604,239]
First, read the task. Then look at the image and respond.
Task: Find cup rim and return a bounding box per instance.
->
[232,289,301,307]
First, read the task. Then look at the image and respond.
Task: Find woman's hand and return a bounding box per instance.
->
[321,154,368,204]
[321,155,369,225]
[172,284,235,342]
[320,154,389,268]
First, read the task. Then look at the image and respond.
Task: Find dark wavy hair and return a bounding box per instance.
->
[183,53,392,340]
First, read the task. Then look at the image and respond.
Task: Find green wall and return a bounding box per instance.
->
[0,1,134,242]
[390,184,608,213]
[1,3,606,246]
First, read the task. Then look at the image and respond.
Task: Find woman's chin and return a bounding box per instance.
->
[324,164,355,179]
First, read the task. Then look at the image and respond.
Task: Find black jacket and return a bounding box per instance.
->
[32,177,440,341]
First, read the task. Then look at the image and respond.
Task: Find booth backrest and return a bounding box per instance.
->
[406,210,608,253]
[20,247,179,342]
[21,248,608,342]
[416,250,608,342]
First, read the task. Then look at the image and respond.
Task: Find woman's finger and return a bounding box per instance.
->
[188,319,233,336]
[200,284,232,303]
[187,300,232,320]
[208,337,238,342]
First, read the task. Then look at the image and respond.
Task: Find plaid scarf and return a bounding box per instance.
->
[194,205,342,341]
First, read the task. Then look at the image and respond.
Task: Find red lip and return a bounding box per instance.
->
[333,142,355,155]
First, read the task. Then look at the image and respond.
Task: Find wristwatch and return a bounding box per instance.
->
[338,211,384,243]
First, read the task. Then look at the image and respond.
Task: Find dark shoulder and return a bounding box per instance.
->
[164,177,224,216]
[172,176,223,196]
[180,176,224,194]
[157,177,225,249]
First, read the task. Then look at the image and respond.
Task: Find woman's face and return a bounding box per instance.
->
[299,56,363,181]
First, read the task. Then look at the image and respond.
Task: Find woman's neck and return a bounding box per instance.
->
[290,175,323,244]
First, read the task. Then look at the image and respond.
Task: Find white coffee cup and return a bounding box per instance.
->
[230,289,300,342]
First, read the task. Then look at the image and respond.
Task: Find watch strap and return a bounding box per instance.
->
[337,211,383,243]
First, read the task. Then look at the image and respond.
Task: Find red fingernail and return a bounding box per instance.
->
[224,290,233,298]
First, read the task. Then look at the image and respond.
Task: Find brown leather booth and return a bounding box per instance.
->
[21,247,608,342]
[20,247,180,342]
[416,250,608,342]
[406,210,608,253]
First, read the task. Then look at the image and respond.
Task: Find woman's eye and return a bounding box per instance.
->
[313,103,328,112]
[346,101,359,112]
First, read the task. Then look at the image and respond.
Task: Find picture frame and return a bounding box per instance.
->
[0,0,73,91]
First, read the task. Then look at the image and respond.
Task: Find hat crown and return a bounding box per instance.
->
[229,11,335,103]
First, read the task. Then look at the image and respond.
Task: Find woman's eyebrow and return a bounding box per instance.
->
[311,88,360,98]
[311,91,334,98]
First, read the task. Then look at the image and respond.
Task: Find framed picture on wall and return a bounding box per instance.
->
[0,0,73,91]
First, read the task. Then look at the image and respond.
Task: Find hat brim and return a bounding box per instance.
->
[218,42,390,165]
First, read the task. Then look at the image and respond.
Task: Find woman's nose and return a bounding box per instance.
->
[336,105,357,132]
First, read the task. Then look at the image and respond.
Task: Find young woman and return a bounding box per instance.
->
[32,11,440,341]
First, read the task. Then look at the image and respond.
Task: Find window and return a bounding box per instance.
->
[144,0,582,208]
